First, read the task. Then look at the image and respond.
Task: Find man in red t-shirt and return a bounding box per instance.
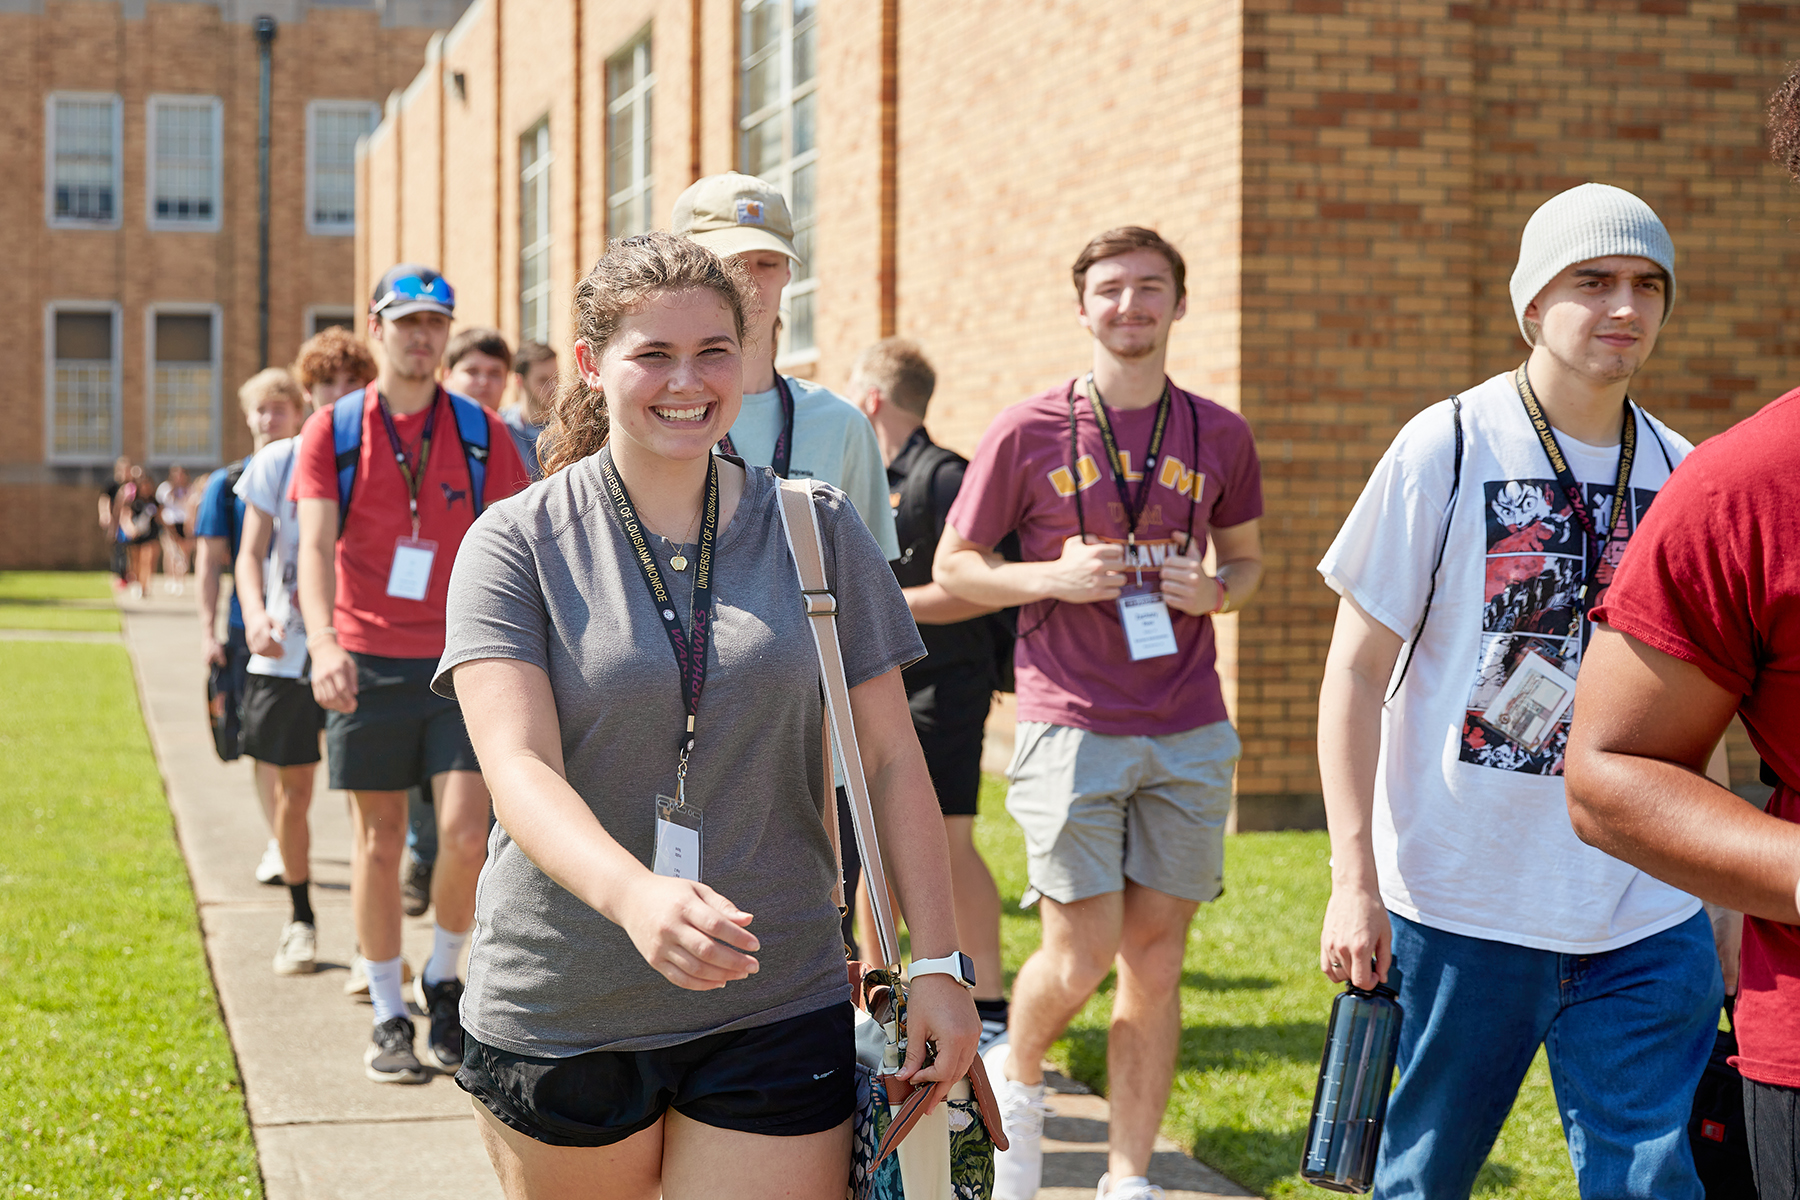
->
[936,227,1264,1200]
[295,264,530,1085]
[1567,75,1800,1187]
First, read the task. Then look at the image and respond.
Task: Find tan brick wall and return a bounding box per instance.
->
[1,0,455,570]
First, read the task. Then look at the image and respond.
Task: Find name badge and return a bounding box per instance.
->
[1482,649,1579,751]
[386,536,437,601]
[1118,589,1178,661]
[652,793,704,881]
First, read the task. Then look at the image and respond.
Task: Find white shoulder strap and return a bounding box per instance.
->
[774,478,902,969]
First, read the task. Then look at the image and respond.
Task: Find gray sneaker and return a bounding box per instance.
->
[364,1016,428,1084]
[272,921,317,975]
[254,838,284,886]
[401,850,432,918]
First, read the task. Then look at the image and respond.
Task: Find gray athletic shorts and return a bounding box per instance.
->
[1004,720,1239,907]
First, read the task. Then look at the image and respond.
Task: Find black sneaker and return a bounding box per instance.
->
[401,851,432,918]
[364,1016,428,1084]
[414,975,465,1072]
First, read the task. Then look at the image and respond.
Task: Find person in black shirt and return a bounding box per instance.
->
[851,337,1011,1046]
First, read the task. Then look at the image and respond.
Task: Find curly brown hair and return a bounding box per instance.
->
[291,327,378,391]
[539,233,758,475]
[1771,63,1800,183]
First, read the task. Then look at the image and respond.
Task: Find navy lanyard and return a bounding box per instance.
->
[716,373,796,478]
[598,446,720,773]
[376,388,441,535]
[1066,375,1200,550]
[1513,365,1636,646]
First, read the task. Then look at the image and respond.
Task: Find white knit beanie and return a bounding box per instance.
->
[1509,183,1676,344]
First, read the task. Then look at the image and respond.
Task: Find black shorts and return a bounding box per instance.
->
[907,672,990,818]
[325,653,477,791]
[457,1002,855,1148]
[241,673,326,766]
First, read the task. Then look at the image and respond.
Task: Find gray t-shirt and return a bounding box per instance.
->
[434,454,925,1057]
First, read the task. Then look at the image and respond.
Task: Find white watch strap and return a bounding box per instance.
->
[908,952,974,988]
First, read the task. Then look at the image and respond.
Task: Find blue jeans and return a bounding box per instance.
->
[1376,908,1721,1199]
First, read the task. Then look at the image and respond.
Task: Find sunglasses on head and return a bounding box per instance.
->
[372,273,456,314]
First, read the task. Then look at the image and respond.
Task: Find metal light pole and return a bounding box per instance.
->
[255,16,276,370]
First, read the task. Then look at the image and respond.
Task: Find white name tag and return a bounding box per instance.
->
[1482,649,1579,751]
[1118,590,1179,661]
[652,796,703,881]
[386,536,437,601]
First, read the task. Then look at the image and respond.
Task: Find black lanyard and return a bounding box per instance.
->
[716,373,796,478]
[1513,365,1636,646]
[598,446,720,775]
[377,389,441,536]
[1066,375,1200,553]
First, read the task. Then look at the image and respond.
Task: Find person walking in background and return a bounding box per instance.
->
[436,231,976,1196]
[849,335,1011,1050]
[233,369,330,977]
[503,339,557,479]
[936,227,1264,1200]
[119,465,161,597]
[155,464,194,590]
[292,325,378,411]
[100,454,132,588]
[294,264,530,1084]
[197,369,309,886]
[442,327,513,410]
[1564,77,1800,1194]
[1316,184,1721,1199]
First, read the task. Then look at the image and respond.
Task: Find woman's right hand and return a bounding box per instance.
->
[619,876,761,991]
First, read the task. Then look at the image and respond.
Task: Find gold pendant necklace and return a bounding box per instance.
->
[664,505,703,572]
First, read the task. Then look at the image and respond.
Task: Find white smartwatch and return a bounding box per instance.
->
[908,951,977,991]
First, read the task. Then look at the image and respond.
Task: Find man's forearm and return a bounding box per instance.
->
[1317,665,1386,888]
[194,539,224,632]
[905,583,999,625]
[1215,556,1264,611]
[934,548,1052,609]
[296,501,338,641]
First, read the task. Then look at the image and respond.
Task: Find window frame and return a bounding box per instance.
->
[519,116,553,346]
[306,99,381,237]
[305,306,358,339]
[43,300,123,465]
[605,28,655,241]
[736,0,819,363]
[144,302,223,467]
[45,92,124,231]
[145,94,224,233]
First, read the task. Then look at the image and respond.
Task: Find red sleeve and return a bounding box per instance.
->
[292,406,341,503]
[1591,447,1758,696]
[1210,408,1264,529]
[944,408,1028,550]
[483,411,532,502]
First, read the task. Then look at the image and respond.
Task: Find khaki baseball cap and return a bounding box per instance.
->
[672,172,802,265]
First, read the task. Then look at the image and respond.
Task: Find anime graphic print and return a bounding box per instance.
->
[1459,477,1660,775]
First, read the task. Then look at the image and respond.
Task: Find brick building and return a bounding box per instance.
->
[359,0,1800,820]
[0,0,470,571]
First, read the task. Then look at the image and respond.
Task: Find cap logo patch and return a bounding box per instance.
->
[735,199,766,226]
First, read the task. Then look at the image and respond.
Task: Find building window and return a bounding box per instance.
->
[47,94,123,228]
[46,304,121,462]
[148,308,221,464]
[739,0,817,358]
[307,100,380,235]
[148,96,222,230]
[306,307,356,337]
[520,118,553,345]
[606,31,655,240]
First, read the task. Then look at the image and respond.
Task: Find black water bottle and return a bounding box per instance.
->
[1301,964,1404,1194]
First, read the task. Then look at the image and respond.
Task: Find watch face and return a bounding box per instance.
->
[957,952,977,988]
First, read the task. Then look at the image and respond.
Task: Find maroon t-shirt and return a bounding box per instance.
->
[292,384,531,660]
[947,378,1262,736]
[1592,388,1800,1088]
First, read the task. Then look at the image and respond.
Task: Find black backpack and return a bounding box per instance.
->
[1689,997,1757,1198]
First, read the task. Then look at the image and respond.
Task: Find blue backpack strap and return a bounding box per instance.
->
[331,390,366,536]
[446,391,491,517]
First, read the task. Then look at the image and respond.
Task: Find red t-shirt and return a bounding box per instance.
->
[1592,388,1800,1087]
[293,384,531,660]
[946,379,1263,736]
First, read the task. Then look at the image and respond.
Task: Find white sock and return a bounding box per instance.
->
[424,924,470,985]
[366,956,407,1024]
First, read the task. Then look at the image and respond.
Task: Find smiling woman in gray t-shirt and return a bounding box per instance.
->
[433,233,977,1198]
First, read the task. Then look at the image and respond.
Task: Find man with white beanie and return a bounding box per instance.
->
[1312,183,1727,1197]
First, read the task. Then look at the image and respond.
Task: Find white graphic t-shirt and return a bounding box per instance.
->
[235,438,308,679]
[1318,370,1701,953]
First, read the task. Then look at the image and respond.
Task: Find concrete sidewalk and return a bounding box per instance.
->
[116,582,1252,1200]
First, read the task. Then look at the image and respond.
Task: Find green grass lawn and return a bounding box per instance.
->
[0,642,261,1198]
[0,572,121,633]
[972,776,1578,1198]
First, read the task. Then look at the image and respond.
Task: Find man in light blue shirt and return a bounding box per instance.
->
[674,172,899,560]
